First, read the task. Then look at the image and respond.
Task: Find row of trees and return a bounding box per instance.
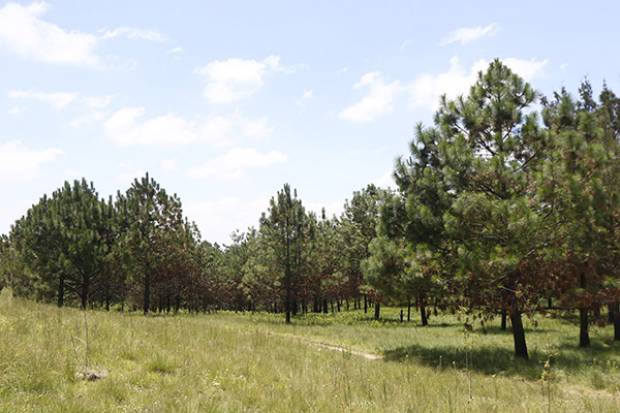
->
[0,176,385,319]
[1,60,619,361]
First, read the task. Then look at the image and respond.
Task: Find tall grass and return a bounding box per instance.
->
[0,297,618,412]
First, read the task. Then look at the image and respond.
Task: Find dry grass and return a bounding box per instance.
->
[0,291,619,412]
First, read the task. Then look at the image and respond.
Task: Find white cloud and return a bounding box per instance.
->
[105,107,196,145]
[99,27,167,42]
[187,147,286,180]
[68,111,107,128]
[339,72,402,123]
[8,89,77,110]
[400,38,415,51]
[408,56,548,111]
[104,107,272,147]
[441,23,499,46]
[296,89,314,106]
[8,89,114,126]
[167,47,184,58]
[82,95,114,109]
[502,57,548,80]
[0,140,62,181]
[185,196,270,244]
[0,2,100,66]
[8,90,113,111]
[196,55,281,104]
[0,2,167,67]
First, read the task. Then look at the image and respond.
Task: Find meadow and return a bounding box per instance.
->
[0,290,619,413]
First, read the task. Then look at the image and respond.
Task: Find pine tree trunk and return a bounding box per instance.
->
[510,301,528,359]
[420,302,428,326]
[500,307,507,331]
[579,308,591,347]
[608,304,615,324]
[144,271,151,315]
[80,279,89,310]
[579,272,590,348]
[407,300,411,322]
[363,294,368,314]
[374,302,380,320]
[57,275,65,307]
[322,299,328,314]
[284,218,292,324]
[613,302,620,341]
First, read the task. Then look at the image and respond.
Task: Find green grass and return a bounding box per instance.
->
[0,291,619,412]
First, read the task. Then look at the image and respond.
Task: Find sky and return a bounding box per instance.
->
[1,1,619,245]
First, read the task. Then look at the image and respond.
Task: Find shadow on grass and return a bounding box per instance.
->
[471,325,555,335]
[382,340,620,381]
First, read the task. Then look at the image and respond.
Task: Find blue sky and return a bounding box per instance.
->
[1,1,619,244]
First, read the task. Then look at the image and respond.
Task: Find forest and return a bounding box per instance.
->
[1,59,620,370]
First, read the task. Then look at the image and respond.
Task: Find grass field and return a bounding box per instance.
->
[1,290,619,412]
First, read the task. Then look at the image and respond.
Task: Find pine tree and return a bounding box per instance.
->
[435,60,547,359]
[260,184,308,323]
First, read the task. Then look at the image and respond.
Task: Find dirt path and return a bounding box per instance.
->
[269,332,383,361]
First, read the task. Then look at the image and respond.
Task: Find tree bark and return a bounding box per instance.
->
[57,275,65,307]
[407,300,411,322]
[363,294,368,314]
[510,301,528,359]
[143,272,151,315]
[613,302,620,341]
[374,302,380,320]
[500,306,507,331]
[420,302,428,326]
[579,272,590,348]
[579,308,591,347]
[80,277,90,310]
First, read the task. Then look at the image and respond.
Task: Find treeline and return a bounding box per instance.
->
[1,60,619,360]
[0,175,386,317]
